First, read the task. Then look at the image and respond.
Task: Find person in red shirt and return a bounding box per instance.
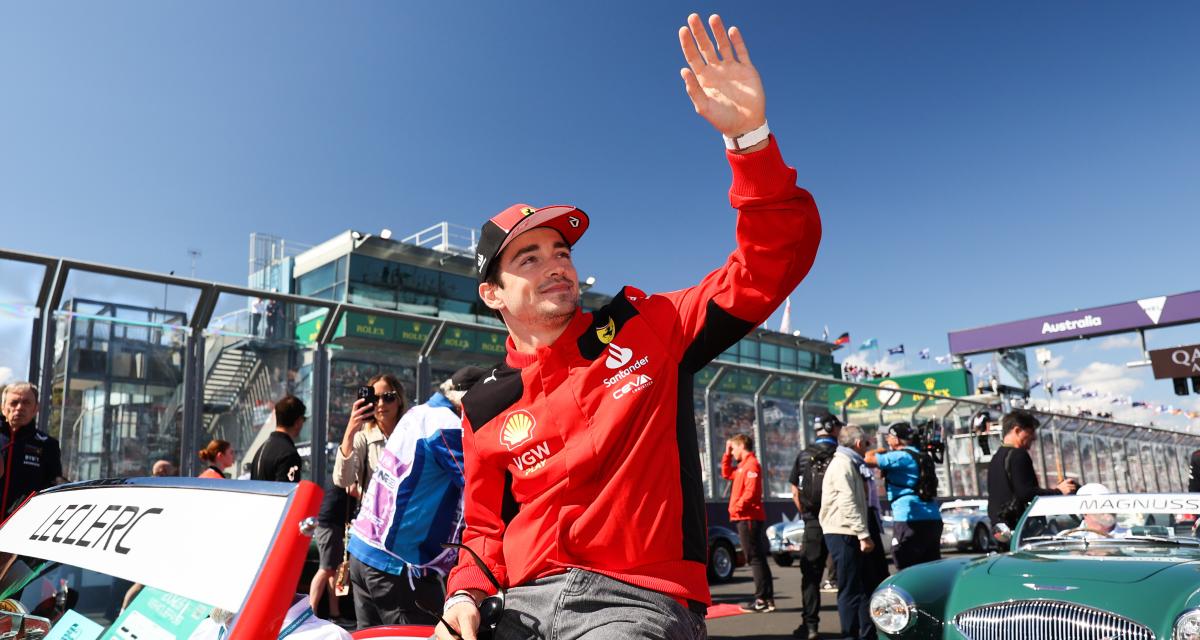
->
[722,434,774,613]
[437,13,821,640]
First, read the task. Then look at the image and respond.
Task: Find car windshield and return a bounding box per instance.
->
[1017,494,1200,548]
[0,553,221,638]
[0,480,309,639]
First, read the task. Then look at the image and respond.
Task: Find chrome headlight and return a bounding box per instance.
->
[869,586,916,634]
[1174,608,1200,640]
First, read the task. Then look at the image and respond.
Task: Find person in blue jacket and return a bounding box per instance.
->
[865,422,942,569]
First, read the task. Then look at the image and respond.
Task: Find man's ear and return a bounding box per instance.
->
[478,281,505,312]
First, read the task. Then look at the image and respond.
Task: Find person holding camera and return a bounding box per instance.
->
[865,422,942,569]
[333,373,408,493]
[987,409,1077,535]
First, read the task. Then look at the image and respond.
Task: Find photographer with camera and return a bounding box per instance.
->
[987,409,1077,538]
[865,422,942,569]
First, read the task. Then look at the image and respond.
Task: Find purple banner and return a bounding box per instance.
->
[948,290,1200,355]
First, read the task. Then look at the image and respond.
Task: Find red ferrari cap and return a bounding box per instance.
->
[475,204,589,282]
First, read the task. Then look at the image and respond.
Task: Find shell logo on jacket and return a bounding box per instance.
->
[499,410,536,451]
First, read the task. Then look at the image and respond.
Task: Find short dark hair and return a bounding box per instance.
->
[275,395,307,429]
[1001,409,1040,436]
[730,433,754,453]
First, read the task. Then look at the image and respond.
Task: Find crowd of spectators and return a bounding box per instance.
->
[1026,405,1116,420]
[840,364,892,382]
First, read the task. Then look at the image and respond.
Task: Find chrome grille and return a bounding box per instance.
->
[952,600,1153,640]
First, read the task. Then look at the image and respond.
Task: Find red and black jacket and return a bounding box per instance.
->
[1,421,63,517]
[446,136,821,606]
[722,452,766,522]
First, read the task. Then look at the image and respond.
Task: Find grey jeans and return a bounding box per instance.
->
[494,569,707,640]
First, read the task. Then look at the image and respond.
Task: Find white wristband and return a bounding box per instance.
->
[443,592,478,614]
[723,120,770,151]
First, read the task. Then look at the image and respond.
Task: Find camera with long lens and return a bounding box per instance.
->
[908,419,946,464]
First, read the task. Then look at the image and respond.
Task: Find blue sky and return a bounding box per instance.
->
[2,2,1198,426]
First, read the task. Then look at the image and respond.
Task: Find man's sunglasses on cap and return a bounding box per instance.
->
[417,543,505,640]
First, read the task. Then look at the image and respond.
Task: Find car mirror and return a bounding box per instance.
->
[0,609,52,640]
[992,523,1013,545]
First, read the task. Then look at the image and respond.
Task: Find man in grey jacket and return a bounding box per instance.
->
[818,424,877,640]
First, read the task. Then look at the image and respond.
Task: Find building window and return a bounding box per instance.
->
[297,262,335,296]
[738,340,759,364]
[780,347,797,371]
[760,343,779,369]
[797,350,814,371]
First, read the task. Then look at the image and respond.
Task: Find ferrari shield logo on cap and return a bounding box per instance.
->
[521,207,535,217]
[596,317,616,344]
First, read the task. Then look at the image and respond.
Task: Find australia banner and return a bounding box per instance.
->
[948,291,1200,355]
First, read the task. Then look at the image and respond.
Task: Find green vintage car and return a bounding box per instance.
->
[870,492,1200,639]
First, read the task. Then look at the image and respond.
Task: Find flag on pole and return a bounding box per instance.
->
[859,338,878,350]
[779,297,792,335]
[822,325,830,342]
[833,332,850,348]
[918,348,930,360]
[887,344,905,355]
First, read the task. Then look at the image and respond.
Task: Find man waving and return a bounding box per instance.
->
[438,13,821,640]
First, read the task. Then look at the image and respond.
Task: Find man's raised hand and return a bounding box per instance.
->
[678,13,766,139]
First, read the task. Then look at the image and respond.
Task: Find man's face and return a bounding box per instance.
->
[479,228,580,330]
[1013,426,1037,449]
[2,388,37,430]
[1083,512,1117,534]
[729,441,746,461]
[885,433,901,449]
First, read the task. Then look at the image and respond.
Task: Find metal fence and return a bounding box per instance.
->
[3,247,1197,499]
